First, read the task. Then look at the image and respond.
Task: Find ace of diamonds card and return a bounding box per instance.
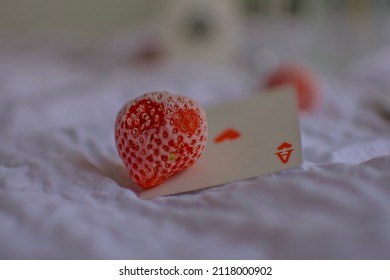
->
[140,87,302,199]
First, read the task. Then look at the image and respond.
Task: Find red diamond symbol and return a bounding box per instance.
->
[275,142,294,164]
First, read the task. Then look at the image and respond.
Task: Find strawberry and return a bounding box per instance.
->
[115,91,208,189]
[264,63,320,112]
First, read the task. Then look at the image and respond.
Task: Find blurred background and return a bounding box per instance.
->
[1,0,390,74]
[2,0,390,109]
[1,0,389,35]
[0,0,162,36]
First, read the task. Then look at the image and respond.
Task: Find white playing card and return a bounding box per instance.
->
[139,87,302,199]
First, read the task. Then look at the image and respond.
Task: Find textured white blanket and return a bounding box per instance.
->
[1,26,390,259]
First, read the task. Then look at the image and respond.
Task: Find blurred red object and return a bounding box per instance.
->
[263,63,320,112]
[130,40,166,65]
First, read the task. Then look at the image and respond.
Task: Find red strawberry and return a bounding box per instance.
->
[264,63,320,112]
[115,91,208,189]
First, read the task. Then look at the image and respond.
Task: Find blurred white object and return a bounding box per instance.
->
[162,0,241,65]
[253,48,279,76]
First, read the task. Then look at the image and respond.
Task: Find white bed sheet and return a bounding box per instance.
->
[1,28,390,259]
